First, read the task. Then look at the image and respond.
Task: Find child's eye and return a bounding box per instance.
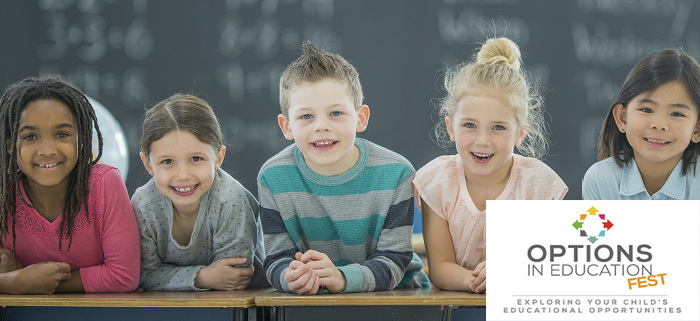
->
[463,122,476,129]
[639,107,653,113]
[330,111,342,116]
[300,114,313,120]
[23,134,37,141]
[493,125,506,130]
[671,111,685,117]
[191,156,203,162]
[56,132,69,139]
[161,159,173,165]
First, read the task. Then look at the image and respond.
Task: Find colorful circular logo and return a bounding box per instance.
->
[572,206,614,244]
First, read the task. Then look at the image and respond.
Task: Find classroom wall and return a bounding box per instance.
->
[1,0,698,199]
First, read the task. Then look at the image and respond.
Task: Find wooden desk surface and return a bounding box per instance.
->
[0,288,275,308]
[255,288,486,307]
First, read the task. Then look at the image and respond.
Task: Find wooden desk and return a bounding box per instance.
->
[255,288,486,321]
[0,288,274,321]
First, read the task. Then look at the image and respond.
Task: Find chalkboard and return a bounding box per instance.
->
[1,0,699,200]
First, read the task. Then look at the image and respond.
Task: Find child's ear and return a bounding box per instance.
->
[612,103,628,134]
[516,124,529,147]
[355,105,370,133]
[692,120,700,144]
[216,145,226,168]
[445,116,455,142]
[277,114,294,141]
[140,152,153,176]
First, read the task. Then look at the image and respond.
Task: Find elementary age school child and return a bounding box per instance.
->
[0,77,140,294]
[132,94,267,291]
[258,42,429,294]
[414,38,568,293]
[583,48,700,200]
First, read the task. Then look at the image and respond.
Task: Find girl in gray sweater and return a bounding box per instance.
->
[132,94,267,291]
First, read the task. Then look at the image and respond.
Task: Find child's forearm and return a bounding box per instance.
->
[54,270,84,293]
[0,271,18,294]
[429,262,474,291]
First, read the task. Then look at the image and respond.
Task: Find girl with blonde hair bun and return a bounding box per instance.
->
[414,37,567,293]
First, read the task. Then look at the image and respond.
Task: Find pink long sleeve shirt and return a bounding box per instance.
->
[3,164,140,293]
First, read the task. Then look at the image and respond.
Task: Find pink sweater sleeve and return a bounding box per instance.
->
[79,168,140,293]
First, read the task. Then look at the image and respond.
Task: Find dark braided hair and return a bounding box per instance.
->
[0,76,103,254]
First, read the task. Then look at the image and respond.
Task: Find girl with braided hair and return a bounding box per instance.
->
[0,77,139,294]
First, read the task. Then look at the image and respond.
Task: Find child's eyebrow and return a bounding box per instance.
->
[293,107,314,113]
[458,117,510,124]
[669,103,691,110]
[18,123,74,132]
[18,125,35,132]
[637,98,691,109]
[637,98,658,105]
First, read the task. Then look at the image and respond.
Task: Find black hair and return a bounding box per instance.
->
[0,76,103,253]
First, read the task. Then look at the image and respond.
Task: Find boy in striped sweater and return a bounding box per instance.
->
[258,42,429,294]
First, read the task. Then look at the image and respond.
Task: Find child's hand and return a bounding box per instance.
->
[195,257,254,290]
[11,262,71,294]
[284,259,320,295]
[471,261,486,293]
[0,248,22,273]
[297,250,346,293]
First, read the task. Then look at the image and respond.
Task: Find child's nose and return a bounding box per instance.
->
[175,163,191,180]
[314,117,331,132]
[650,115,669,131]
[475,129,490,145]
[37,140,57,156]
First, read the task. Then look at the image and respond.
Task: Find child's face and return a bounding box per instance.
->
[16,99,78,190]
[447,90,526,179]
[614,81,700,169]
[140,130,225,215]
[278,79,369,176]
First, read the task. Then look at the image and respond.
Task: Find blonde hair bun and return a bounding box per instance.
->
[476,37,521,71]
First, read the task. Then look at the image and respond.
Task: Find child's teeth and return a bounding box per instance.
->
[38,163,58,168]
[175,186,194,192]
[315,141,333,146]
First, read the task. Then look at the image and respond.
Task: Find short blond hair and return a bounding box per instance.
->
[436,37,548,159]
[279,41,363,117]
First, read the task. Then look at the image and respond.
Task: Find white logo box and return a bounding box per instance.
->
[486,200,700,321]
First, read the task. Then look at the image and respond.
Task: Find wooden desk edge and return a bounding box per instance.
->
[0,289,486,308]
[0,288,275,308]
[254,297,486,307]
[0,298,255,308]
[255,290,486,307]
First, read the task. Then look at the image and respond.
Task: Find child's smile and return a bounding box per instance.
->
[171,184,199,196]
[470,152,494,164]
[311,139,338,151]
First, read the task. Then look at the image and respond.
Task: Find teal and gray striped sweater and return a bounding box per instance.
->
[258,138,429,293]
